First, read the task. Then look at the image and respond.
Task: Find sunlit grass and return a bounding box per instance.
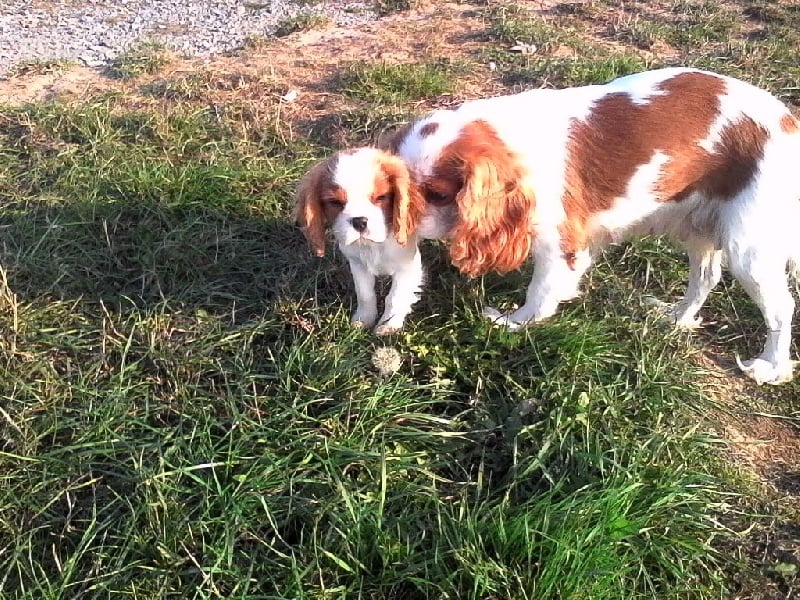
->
[0,96,745,599]
[107,40,172,80]
[339,61,458,104]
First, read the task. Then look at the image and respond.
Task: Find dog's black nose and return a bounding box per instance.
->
[350,217,368,232]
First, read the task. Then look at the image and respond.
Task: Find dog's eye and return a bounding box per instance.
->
[374,194,391,204]
[426,190,450,205]
[324,198,345,209]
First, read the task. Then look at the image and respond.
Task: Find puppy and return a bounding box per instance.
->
[387,67,800,384]
[294,148,425,334]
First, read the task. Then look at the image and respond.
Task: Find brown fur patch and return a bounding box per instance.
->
[419,121,440,138]
[372,163,394,223]
[693,116,768,198]
[379,122,412,153]
[378,154,426,245]
[294,156,343,257]
[312,159,348,223]
[781,113,800,134]
[560,71,767,259]
[430,120,536,277]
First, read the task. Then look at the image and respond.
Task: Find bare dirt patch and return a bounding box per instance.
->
[724,409,800,494]
[695,348,800,495]
[0,3,493,108]
[0,65,111,105]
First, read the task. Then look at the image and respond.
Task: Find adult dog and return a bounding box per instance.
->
[386,67,800,384]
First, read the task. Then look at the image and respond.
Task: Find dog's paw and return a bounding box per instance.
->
[642,295,669,310]
[374,323,402,336]
[351,312,378,329]
[671,311,703,329]
[483,306,527,332]
[644,297,703,329]
[373,310,409,336]
[483,306,505,323]
[735,355,794,385]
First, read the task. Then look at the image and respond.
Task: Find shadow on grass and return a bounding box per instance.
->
[0,198,354,320]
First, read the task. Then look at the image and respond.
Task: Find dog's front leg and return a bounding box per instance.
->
[375,247,423,336]
[485,242,592,330]
[348,258,378,328]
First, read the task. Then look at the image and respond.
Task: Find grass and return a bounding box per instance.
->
[1,0,799,598]
[7,58,75,78]
[142,71,266,101]
[487,3,580,52]
[0,105,743,598]
[274,13,332,37]
[484,4,651,88]
[339,61,458,104]
[107,40,172,80]
[307,105,415,147]
[374,0,420,16]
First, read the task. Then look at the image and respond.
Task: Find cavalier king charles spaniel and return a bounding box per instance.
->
[383,67,800,384]
[294,147,425,334]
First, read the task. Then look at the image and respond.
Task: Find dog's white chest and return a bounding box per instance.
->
[342,241,394,276]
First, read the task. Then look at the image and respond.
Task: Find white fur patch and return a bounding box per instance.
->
[331,149,389,245]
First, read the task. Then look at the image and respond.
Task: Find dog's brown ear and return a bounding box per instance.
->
[447,122,536,278]
[293,160,330,257]
[380,154,425,246]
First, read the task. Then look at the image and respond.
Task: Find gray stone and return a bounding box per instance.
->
[0,0,377,76]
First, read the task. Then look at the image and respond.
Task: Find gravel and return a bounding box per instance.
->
[0,0,377,77]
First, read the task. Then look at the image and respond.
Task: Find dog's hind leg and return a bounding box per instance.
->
[663,240,722,329]
[726,245,795,384]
